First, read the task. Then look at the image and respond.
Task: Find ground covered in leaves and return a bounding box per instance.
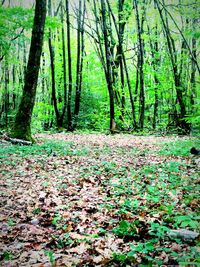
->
[0,133,200,266]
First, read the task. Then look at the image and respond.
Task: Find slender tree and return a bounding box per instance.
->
[11,0,47,141]
[100,0,115,132]
[66,0,73,131]
[48,0,60,127]
[134,0,145,130]
[59,1,67,126]
[155,0,190,133]
[74,0,86,129]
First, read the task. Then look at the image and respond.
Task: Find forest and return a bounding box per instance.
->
[0,0,199,136]
[0,0,200,266]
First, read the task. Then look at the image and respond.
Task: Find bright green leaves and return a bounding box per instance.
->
[0,6,33,58]
[112,220,139,238]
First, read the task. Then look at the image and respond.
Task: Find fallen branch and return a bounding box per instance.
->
[7,137,32,146]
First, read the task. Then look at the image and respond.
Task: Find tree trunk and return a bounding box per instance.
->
[190,19,197,108]
[147,23,160,130]
[11,0,47,141]
[100,0,115,132]
[134,0,145,130]
[66,0,73,131]
[4,59,9,128]
[155,0,190,133]
[59,2,67,126]
[12,65,16,110]
[48,0,61,127]
[74,0,86,129]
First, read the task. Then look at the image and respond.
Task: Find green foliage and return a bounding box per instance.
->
[148,222,169,239]
[1,251,13,261]
[32,208,41,215]
[7,218,16,227]
[45,16,62,31]
[51,234,74,248]
[185,102,200,131]
[159,139,200,157]
[173,214,199,230]
[117,199,139,215]
[0,140,90,160]
[44,250,55,265]
[0,6,32,57]
[112,220,139,238]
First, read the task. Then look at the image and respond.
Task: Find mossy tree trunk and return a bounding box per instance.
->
[11,0,47,141]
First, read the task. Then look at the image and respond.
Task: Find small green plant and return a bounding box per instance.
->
[44,250,55,265]
[112,220,139,238]
[7,218,16,227]
[117,199,139,215]
[112,252,134,265]
[159,140,200,157]
[129,242,155,255]
[51,233,74,248]
[173,214,199,230]
[32,208,41,215]
[2,251,13,261]
[148,222,170,239]
[52,213,62,226]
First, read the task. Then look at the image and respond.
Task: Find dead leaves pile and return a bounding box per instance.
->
[0,133,199,266]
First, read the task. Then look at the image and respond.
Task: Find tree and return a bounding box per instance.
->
[100,0,115,132]
[134,0,145,130]
[1,0,199,134]
[74,0,86,129]
[11,0,47,141]
[66,0,73,131]
[155,0,191,133]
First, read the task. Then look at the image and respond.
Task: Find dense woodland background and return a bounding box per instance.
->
[0,0,199,135]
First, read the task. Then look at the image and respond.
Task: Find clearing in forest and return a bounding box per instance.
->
[0,133,199,266]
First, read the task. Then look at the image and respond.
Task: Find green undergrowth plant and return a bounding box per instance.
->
[158,139,200,156]
[1,251,13,261]
[0,140,90,160]
[112,220,140,239]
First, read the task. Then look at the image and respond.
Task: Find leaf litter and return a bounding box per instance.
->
[0,133,199,266]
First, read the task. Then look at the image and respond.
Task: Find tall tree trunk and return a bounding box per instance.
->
[106,0,136,128]
[100,0,115,132]
[4,58,9,127]
[66,0,73,131]
[59,2,67,125]
[155,0,190,133]
[12,65,16,110]
[147,22,160,129]
[118,0,125,119]
[190,18,197,108]
[11,0,47,141]
[134,0,145,130]
[74,0,86,128]
[48,0,60,127]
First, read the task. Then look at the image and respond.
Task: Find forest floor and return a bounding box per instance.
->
[0,133,200,266]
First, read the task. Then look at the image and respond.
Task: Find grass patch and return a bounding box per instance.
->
[0,139,90,160]
[158,139,200,156]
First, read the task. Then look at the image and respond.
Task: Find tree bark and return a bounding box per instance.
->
[48,0,60,127]
[11,0,47,141]
[147,23,160,129]
[155,0,190,133]
[66,0,73,131]
[59,2,67,126]
[74,0,86,129]
[134,0,145,130]
[100,0,115,132]
[190,19,197,108]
